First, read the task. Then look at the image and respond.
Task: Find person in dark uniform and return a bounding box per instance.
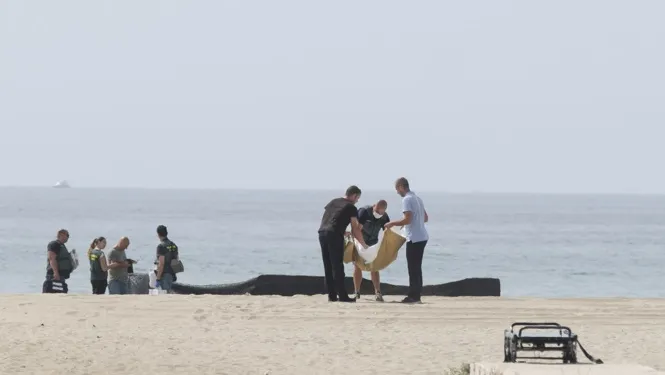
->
[318,185,368,303]
[88,236,109,294]
[352,200,390,301]
[43,229,73,294]
[155,225,179,293]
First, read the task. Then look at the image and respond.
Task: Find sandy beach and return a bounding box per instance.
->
[2,295,665,375]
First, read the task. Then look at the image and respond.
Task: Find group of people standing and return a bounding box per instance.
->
[43,225,181,295]
[318,177,429,303]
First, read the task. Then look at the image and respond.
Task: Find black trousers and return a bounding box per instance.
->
[406,240,427,300]
[42,279,68,294]
[91,279,108,295]
[318,231,349,300]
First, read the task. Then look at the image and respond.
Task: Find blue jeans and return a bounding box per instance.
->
[108,279,129,295]
[160,273,174,293]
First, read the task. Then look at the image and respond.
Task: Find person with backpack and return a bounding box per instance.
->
[155,225,182,293]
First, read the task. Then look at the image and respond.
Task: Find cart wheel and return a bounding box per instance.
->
[510,350,517,362]
[570,350,578,364]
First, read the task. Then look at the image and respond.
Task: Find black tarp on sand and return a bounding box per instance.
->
[170,275,500,296]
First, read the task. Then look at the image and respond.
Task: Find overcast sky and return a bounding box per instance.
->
[1,1,663,193]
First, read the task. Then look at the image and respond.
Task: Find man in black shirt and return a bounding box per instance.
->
[43,229,72,294]
[352,200,390,301]
[318,185,368,302]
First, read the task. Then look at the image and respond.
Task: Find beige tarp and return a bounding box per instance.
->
[343,228,406,272]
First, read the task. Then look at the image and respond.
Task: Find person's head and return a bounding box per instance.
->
[57,229,69,244]
[373,200,388,217]
[344,185,362,205]
[88,236,106,255]
[115,236,130,251]
[395,177,410,197]
[90,236,107,250]
[157,225,168,240]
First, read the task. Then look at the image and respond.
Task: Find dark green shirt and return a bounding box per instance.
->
[156,238,179,276]
[89,249,107,281]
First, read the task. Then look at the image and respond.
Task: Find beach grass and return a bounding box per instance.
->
[445,363,471,375]
[445,363,503,375]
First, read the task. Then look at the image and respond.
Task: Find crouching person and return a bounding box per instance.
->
[352,200,390,301]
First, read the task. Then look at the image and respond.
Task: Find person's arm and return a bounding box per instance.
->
[357,207,369,227]
[100,254,109,272]
[107,251,128,269]
[386,197,413,228]
[156,245,167,280]
[48,249,60,280]
[382,214,391,231]
[391,211,413,226]
[424,209,429,223]
[350,217,368,248]
[348,204,368,248]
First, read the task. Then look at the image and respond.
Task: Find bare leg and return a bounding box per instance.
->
[353,265,362,294]
[371,271,381,293]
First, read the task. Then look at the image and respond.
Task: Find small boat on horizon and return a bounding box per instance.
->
[53,180,71,188]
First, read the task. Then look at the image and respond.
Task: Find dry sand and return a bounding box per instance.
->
[1,295,665,375]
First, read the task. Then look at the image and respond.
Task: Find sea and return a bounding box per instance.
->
[0,187,663,297]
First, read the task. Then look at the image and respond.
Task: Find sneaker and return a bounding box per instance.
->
[338,296,356,303]
[375,293,384,302]
[400,296,421,304]
[354,292,360,300]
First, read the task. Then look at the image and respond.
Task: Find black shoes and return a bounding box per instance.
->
[328,294,356,303]
[400,296,421,304]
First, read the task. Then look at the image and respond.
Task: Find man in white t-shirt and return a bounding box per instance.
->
[385,177,429,303]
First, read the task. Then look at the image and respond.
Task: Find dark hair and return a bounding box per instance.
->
[395,177,410,190]
[57,229,69,237]
[88,236,106,257]
[157,225,168,237]
[345,185,362,197]
[376,199,388,208]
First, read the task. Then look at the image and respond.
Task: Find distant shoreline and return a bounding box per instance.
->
[0,185,664,196]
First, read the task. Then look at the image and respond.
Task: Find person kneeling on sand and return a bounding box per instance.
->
[352,200,390,302]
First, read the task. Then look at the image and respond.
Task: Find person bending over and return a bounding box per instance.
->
[318,185,368,303]
[352,200,390,302]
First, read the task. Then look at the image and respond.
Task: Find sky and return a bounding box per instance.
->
[1,0,664,193]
